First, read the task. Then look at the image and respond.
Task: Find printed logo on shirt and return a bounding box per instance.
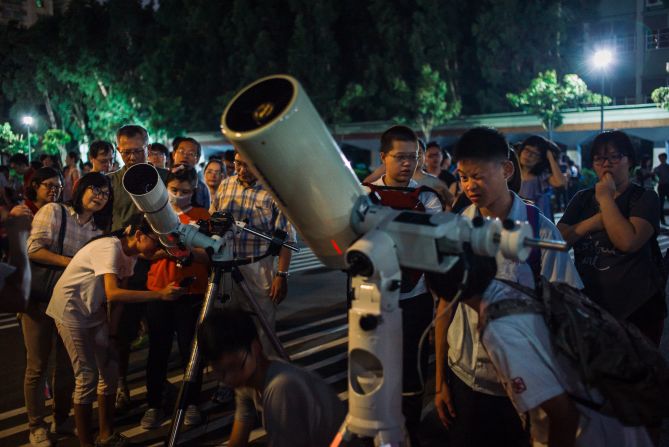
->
[510,377,527,394]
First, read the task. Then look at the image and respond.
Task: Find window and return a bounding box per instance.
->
[647,28,669,49]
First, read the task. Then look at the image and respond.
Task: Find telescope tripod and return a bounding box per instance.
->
[166,250,290,447]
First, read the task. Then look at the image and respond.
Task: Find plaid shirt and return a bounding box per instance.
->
[27,203,103,257]
[210,176,296,258]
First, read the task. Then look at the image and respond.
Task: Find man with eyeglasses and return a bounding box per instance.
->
[107,125,170,413]
[198,308,345,447]
[171,137,210,209]
[362,125,441,446]
[88,140,115,174]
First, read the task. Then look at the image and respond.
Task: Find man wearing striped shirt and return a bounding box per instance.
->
[210,151,296,346]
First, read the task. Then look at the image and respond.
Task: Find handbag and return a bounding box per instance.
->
[29,204,67,303]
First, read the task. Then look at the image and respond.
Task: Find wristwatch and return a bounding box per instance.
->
[276,271,289,278]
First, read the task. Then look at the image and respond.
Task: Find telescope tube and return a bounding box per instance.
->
[221,75,365,269]
[122,163,180,247]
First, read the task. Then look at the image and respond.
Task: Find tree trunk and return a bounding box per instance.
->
[43,91,58,129]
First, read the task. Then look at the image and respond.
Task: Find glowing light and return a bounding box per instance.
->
[592,49,613,69]
[22,115,34,126]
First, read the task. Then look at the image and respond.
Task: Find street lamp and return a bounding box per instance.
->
[22,115,34,163]
[592,49,613,133]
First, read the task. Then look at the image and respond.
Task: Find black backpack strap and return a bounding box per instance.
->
[56,204,67,255]
[480,298,544,333]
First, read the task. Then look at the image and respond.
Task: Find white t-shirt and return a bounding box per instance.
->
[46,237,137,328]
[480,280,652,447]
[447,192,584,395]
[365,177,441,300]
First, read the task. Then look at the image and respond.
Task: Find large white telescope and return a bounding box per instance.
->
[221,75,566,446]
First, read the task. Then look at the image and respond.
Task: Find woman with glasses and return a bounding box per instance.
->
[13,167,64,216]
[22,173,114,447]
[517,135,566,221]
[558,130,664,345]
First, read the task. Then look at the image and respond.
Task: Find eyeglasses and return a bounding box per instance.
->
[148,151,166,158]
[593,153,625,165]
[87,186,110,199]
[176,148,199,159]
[119,147,146,157]
[40,182,63,192]
[233,160,249,169]
[387,153,419,163]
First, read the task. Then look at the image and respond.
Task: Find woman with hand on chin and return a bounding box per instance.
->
[558,130,664,345]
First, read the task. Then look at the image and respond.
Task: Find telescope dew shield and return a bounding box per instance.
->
[221,75,365,269]
[122,163,180,247]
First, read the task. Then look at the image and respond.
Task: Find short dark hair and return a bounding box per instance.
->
[660,153,667,160]
[116,125,149,145]
[148,143,169,156]
[590,130,637,168]
[452,127,509,162]
[89,140,114,159]
[198,309,259,362]
[166,165,198,187]
[70,172,113,230]
[174,137,202,158]
[425,247,497,302]
[380,125,418,154]
[26,167,63,201]
[223,150,236,162]
[9,154,29,166]
[204,159,223,172]
[83,161,93,170]
[426,141,441,152]
[67,151,80,163]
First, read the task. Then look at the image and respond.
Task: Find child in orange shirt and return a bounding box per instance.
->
[142,167,211,429]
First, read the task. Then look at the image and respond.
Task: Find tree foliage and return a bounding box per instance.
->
[507,70,610,140]
[395,65,461,141]
[0,0,593,149]
[651,86,669,111]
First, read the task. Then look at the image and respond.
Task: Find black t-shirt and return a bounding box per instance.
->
[439,170,457,188]
[558,184,661,318]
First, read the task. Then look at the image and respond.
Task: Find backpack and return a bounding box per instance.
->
[626,185,669,295]
[363,182,436,292]
[480,278,669,426]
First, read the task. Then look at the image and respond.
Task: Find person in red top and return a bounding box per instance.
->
[142,166,211,429]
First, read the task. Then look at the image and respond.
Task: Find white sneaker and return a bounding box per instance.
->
[29,427,52,447]
[183,405,202,426]
[140,408,164,430]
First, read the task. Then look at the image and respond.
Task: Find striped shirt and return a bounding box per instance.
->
[27,203,103,257]
[210,176,295,258]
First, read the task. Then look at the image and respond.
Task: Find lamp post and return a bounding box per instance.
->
[592,49,613,133]
[22,116,34,163]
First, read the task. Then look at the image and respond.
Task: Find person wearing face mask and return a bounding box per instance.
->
[141,167,211,429]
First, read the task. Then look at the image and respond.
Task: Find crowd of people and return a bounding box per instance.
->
[0,122,666,447]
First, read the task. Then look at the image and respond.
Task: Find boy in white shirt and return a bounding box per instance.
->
[434,127,583,446]
[426,252,652,447]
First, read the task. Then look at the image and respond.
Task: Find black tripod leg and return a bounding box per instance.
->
[231,267,290,361]
[166,266,222,447]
